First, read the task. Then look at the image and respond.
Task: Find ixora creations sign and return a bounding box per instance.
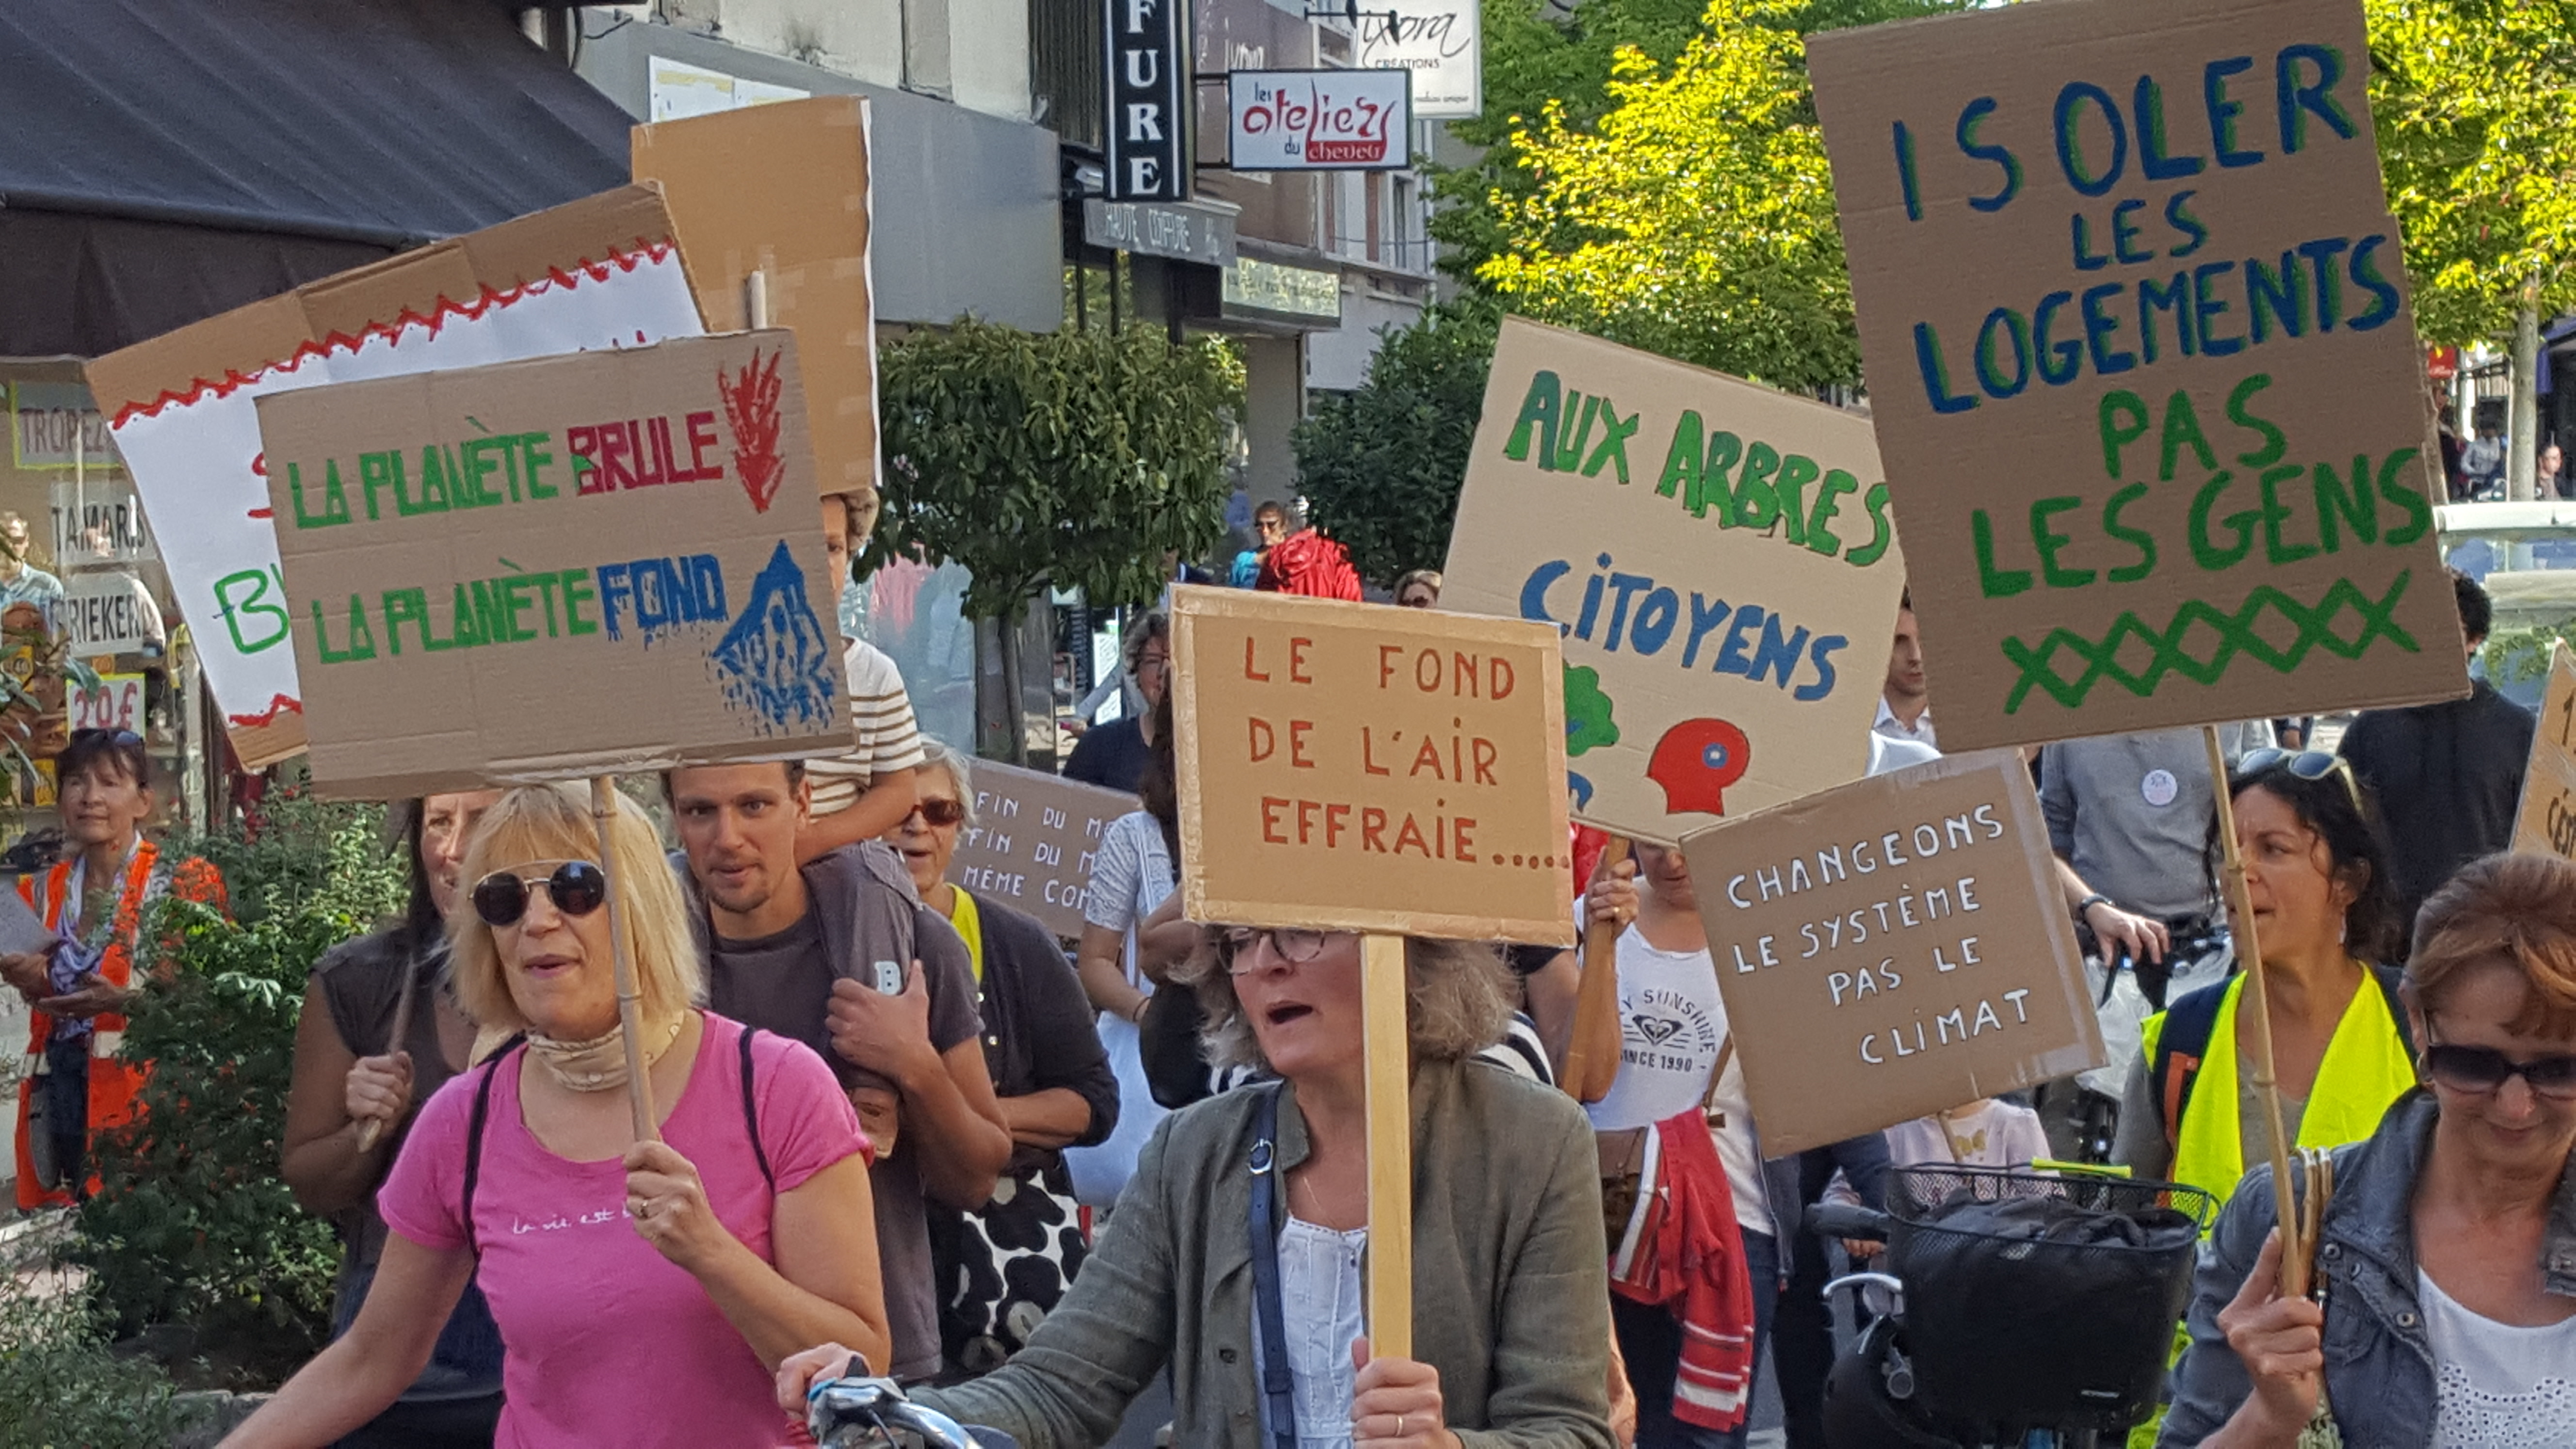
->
[2513,643,2576,860]
[947,759,1140,939]
[1227,70,1412,171]
[1169,585,1574,945]
[1444,318,1906,842]
[634,96,882,501]
[86,186,704,768]
[1352,0,1481,119]
[1808,0,2464,752]
[1679,750,2102,1155]
[254,333,851,799]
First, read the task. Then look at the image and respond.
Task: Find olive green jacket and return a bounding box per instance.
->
[917,1058,1617,1448]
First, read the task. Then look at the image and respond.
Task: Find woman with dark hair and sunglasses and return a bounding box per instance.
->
[3,727,225,1210]
[2160,852,2576,1446]
[227,785,888,1449]
[2112,749,2418,1212]
[779,925,1616,1447]
[886,739,1119,1374]
[278,790,506,1447]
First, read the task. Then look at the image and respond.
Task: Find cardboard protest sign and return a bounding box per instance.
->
[2512,643,2576,859]
[253,332,851,799]
[1678,750,2101,1154]
[950,759,1139,939]
[1808,0,2463,753]
[1170,585,1575,945]
[1445,318,1906,842]
[633,97,880,500]
[86,186,705,768]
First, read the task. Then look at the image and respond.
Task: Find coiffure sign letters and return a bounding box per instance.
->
[1104,0,1190,201]
[1226,69,1411,171]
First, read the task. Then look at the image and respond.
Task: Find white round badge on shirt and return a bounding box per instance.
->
[2141,768,2179,807]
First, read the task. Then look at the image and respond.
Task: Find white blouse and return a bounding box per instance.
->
[2418,1268,2576,1449]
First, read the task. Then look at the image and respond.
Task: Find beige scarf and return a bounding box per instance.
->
[524,1011,686,1093]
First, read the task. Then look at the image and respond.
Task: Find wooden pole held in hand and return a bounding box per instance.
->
[355,957,419,1155]
[2202,727,2303,1290]
[1362,932,1414,1361]
[592,776,661,1144]
[1562,836,1631,1104]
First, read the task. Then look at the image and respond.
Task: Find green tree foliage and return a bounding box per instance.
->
[874,321,1247,621]
[71,792,407,1371]
[0,1278,187,1449]
[1295,299,1502,585]
[2367,0,2576,346]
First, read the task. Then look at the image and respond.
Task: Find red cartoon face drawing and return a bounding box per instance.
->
[1647,718,1751,817]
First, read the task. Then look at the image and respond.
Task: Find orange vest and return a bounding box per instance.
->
[12,842,223,1209]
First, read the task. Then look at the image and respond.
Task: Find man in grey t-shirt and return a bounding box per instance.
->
[2039,722,2271,951]
[668,760,1012,1383]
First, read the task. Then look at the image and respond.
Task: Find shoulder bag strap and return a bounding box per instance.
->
[738,1021,774,1191]
[1700,1035,1737,1123]
[461,1038,527,1256]
[1248,1083,1298,1449]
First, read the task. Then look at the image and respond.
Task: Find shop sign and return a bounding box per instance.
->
[1222,257,1343,322]
[1083,198,1237,266]
[1105,0,1190,201]
[1227,69,1411,171]
[1351,0,1481,119]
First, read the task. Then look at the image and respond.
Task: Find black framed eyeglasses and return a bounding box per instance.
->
[471,861,607,928]
[2423,1020,2576,1100]
[1223,927,1334,973]
[2237,747,2364,813]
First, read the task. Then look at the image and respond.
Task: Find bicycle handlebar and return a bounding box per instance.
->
[1804,1201,1890,1243]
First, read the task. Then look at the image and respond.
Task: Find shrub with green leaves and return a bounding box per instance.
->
[1295,299,1502,588]
[0,1275,186,1449]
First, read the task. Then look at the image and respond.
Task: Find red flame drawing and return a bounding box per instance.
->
[718,350,786,513]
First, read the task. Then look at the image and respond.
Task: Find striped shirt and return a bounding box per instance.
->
[806,639,926,816]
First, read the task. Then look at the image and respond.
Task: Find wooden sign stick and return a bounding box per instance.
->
[593,776,661,1144]
[1362,932,1414,1361]
[354,958,418,1154]
[2201,728,2302,1290]
[1561,836,1631,1104]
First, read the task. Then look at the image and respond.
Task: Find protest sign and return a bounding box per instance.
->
[1678,749,2101,1155]
[949,759,1139,939]
[2512,643,2576,859]
[1169,584,1576,946]
[633,96,881,500]
[1444,318,1907,842]
[1808,0,2463,753]
[253,332,851,799]
[87,186,705,768]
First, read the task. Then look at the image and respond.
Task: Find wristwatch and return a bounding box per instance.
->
[2073,893,2113,922]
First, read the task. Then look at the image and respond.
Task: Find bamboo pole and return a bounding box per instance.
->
[1561,836,1632,1104]
[593,776,660,1143]
[2202,728,2303,1290]
[354,958,417,1155]
[1362,932,1413,1360]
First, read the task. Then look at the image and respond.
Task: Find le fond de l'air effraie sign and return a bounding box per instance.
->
[1808,0,2464,753]
[254,333,852,799]
[86,187,705,769]
[1444,320,1907,844]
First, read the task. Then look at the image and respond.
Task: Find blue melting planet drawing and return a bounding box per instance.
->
[712,540,841,734]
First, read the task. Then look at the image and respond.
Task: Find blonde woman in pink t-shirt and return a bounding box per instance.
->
[226,786,891,1449]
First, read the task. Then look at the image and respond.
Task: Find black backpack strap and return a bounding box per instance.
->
[461,1036,527,1256]
[2151,984,2228,1155]
[2367,962,2416,1059]
[1247,1084,1296,1449]
[737,1020,774,1191]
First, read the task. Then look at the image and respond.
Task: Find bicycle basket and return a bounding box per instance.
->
[1884,1165,2214,1435]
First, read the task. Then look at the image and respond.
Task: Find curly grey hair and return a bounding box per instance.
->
[913,737,978,830]
[1171,931,1515,1073]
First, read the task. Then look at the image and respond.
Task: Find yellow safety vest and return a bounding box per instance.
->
[2138,970,2416,1219]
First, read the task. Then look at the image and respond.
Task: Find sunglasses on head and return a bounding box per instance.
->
[907,799,966,828]
[2237,747,2364,814]
[2423,1021,2576,1100]
[471,861,607,928]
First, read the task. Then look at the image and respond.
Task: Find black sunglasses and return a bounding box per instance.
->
[906,798,966,828]
[2423,1027,2576,1101]
[471,861,607,928]
[2237,747,2364,813]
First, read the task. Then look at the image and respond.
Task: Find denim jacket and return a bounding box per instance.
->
[2160,1090,2576,1448]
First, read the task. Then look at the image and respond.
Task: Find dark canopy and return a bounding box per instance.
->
[0,0,635,357]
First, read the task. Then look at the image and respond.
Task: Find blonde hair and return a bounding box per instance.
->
[1173,932,1513,1072]
[449,783,701,1035]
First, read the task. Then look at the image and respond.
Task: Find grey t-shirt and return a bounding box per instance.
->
[2040,722,2270,921]
[705,903,981,1383]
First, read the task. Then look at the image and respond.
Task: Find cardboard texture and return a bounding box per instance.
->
[2512,643,2576,859]
[1677,750,2103,1154]
[949,759,1141,939]
[1808,0,2465,752]
[0,888,56,958]
[88,186,705,767]
[1445,318,1907,844]
[253,332,853,799]
[1169,585,1576,946]
[632,96,881,501]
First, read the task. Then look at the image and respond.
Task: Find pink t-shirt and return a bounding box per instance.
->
[381,1013,869,1449]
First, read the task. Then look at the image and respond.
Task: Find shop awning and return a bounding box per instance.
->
[0,0,635,357]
